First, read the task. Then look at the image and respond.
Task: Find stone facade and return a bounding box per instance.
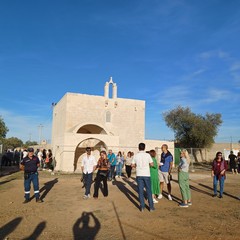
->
[52,78,174,172]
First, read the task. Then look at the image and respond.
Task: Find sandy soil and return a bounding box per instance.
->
[0,168,240,240]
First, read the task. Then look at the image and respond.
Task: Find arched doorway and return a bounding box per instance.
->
[73,138,107,171]
[77,124,107,134]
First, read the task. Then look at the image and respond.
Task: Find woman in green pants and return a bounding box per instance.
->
[178,149,192,207]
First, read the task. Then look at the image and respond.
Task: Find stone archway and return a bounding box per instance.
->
[73,138,108,172]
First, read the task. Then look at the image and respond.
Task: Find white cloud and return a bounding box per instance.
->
[199,50,230,60]
[151,85,192,107]
[200,89,231,104]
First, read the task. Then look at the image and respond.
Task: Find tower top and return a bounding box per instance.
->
[104,76,117,99]
[109,76,113,84]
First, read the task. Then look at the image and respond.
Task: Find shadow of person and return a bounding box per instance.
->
[122,178,138,194]
[189,185,212,196]
[198,183,239,200]
[0,217,22,239]
[73,212,101,240]
[112,180,140,210]
[22,221,46,240]
[29,178,58,201]
[0,178,16,185]
[40,178,58,200]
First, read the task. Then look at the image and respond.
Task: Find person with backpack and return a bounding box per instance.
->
[212,151,228,198]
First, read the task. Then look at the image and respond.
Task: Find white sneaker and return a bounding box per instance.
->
[83,195,88,200]
[87,194,91,199]
[157,194,163,199]
[168,194,172,201]
[153,199,158,204]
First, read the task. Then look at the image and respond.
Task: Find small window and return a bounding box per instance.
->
[106,111,111,122]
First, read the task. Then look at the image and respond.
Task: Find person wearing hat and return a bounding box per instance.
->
[20,148,43,203]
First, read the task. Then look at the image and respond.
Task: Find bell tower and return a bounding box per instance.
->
[104,77,117,99]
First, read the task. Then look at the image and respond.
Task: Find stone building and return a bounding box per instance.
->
[51,78,174,172]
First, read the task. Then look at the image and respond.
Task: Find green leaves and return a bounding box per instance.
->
[163,106,222,148]
[0,116,9,139]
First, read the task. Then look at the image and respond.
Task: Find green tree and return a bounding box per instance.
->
[163,106,222,148]
[24,140,38,147]
[0,116,9,138]
[2,137,23,150]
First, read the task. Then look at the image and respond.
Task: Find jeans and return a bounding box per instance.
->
[108,165,116,180]
[136,176,154,210]
[84,173,93,196]
[93,171,108,198]
[116,163,123,176]
[24,172,40,200]
[213,175,225,196]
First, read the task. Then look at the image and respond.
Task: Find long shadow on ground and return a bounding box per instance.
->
[112,180,140,210]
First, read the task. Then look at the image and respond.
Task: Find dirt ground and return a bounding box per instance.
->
[0,166,240,240]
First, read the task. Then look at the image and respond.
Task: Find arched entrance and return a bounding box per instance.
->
[73,138,107,171]
[77,124,107,134]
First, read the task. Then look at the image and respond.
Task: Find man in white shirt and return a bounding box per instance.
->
[132,143,154,212]
[81,147,97,199]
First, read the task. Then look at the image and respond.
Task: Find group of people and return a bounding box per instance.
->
[81,143,192,211]
[19,143,239,209]
[228,151,240,174]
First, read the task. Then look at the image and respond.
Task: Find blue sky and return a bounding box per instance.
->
[0,0,239,143]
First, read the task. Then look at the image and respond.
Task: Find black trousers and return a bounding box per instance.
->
[125,165,132,178]
[93,171,108,198]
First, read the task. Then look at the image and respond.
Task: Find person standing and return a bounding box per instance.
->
[149,150,160,204]
[178,149,192,207]
[81,147,97,199]
[93,151,110,198]
[237,152,240,173]
[132,143,154,212]
[125,151,133,178]
[20,148,43,203]
[212,152,228,198]
[37,149,43,169]
[116,151,124,178]
[107,150,116,181]
[158,144,173,201]
[228,151,238,174]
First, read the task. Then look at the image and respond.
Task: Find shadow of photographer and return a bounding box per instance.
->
[73,212,101,240]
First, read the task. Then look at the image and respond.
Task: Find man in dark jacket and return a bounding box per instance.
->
[20,148,43,203]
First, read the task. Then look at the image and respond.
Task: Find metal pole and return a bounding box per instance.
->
[38,124,43,145]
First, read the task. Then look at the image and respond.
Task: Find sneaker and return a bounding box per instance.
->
[157,194,163,199]
[150,208,155,212]
[218,195,223,199]
[212,194,217,198]
[153,199,158,204]
[168,194,172,201]
[179,203,188,208]
[87,194,91,199]
[187,202,192,206]
[23,199,30,204]
[36,198,43,203]
[140,208,144,212]
[83,195,89,200]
